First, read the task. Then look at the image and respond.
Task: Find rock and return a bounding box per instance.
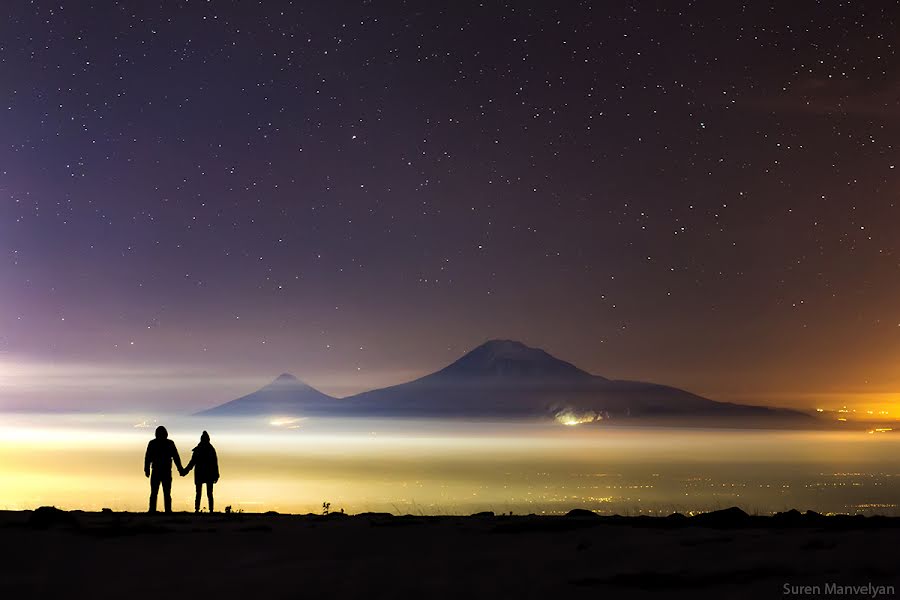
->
[566,509,600,518]
[29,506,79,529]
[773,509,803,522]
[691,507,749,527]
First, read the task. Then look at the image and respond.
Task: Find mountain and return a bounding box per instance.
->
[198,340,812,425]
[340,340,810,423]
[196,373,337,416]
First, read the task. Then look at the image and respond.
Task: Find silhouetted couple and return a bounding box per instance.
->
[144,426,219,513]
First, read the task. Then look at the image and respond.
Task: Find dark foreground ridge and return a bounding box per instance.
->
[20,504,900,532]
[4,507,899,599]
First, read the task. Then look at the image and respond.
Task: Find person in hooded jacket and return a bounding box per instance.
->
[182,430,220,513]
[144,425,184,513]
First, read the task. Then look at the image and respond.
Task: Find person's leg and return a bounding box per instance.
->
[162,476,173,513]
[207,482,214,513]
[195,482,202,512]
[149,472,161,513]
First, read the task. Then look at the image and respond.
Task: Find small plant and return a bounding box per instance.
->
[225,505,232,514]
[322,501,331,515]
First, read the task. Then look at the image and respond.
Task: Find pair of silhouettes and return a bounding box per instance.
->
[144,426,219,513]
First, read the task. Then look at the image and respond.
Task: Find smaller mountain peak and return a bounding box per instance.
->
[195,372,336,416]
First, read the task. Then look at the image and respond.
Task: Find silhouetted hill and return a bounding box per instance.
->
[196,373,337,416]
[198,340,812,425]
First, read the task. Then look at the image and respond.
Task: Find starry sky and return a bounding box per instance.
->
[0,1,897,412]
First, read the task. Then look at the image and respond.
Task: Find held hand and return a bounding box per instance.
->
[144,470,150,478]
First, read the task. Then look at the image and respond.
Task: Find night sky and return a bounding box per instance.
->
[1,2,897,412]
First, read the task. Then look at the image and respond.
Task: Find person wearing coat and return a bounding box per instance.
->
[182,430,219,513]
[144,425,184,513]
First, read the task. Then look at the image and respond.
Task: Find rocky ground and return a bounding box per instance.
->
[2,507,899,599]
